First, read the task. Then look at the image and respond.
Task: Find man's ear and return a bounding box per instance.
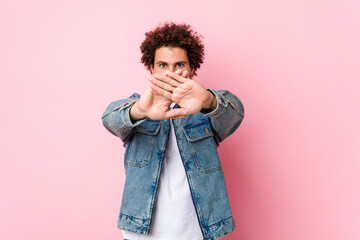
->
[150,64,154,74]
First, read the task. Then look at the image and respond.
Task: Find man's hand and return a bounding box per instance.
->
[129,69,190,122]
[149,71,217,119]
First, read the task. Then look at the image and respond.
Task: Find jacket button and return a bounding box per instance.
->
[205,126,209,134]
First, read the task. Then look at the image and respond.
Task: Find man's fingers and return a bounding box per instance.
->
[164,108,188,119]
[149,83,172,100]
[154,73,182,87]
[181,70,189,78]
[150,75,175,92]
[164,71,188,83]
[174,69,183,75]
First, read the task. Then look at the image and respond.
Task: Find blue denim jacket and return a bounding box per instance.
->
[101,88,244,240]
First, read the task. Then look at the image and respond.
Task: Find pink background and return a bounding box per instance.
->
[1,0,359,239]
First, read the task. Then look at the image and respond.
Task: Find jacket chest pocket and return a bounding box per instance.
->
[183,119,222,174]
[125,119,161,167]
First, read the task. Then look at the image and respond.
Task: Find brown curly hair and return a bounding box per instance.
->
[140,22,205,77]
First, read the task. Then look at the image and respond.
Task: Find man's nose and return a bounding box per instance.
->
[169,66,175,72]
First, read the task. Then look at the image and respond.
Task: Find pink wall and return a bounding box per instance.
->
[1,0,359,239]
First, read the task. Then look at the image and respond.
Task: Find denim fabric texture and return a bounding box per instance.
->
[102,88,245,240]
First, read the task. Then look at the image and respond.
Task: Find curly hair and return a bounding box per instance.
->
[140,22,205,77]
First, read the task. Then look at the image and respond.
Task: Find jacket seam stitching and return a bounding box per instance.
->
[207,216,233,229]
[120,212,147,220]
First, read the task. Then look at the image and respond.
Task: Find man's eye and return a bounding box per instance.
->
[176,63,184,67]
[159,63,166,68]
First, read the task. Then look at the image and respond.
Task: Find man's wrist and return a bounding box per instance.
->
[202,90,217,112]
[130,101,147,123]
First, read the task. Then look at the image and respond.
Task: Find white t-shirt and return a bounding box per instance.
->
[122,102,204,240]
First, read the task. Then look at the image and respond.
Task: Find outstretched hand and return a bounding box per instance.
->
[131,69,190,121]
[149,71,217,119]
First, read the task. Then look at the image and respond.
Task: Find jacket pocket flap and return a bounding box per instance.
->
[135,119,161,135]
[183,120,214,142]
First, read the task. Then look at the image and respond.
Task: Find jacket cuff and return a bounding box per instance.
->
[200,88,228,117]
[101,97,148,139]
[122,100,148,128]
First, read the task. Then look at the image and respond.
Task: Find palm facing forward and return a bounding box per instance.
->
[135,69,190,120]
[149,71,215,119]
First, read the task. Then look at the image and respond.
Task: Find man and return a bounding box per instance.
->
[101,22,245,240]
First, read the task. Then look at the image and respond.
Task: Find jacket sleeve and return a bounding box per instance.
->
[200,88,245,145]
[101,92,148,144]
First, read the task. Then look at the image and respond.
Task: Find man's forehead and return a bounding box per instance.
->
[154,46,189,62]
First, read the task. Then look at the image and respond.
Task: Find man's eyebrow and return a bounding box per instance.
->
[175,61,187,65]
[155,61,167,65]
[155,61,187,65]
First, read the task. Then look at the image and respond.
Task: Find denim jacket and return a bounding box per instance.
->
[101,88,245,240]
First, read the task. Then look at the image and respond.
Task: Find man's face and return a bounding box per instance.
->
[150,46,194,78]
